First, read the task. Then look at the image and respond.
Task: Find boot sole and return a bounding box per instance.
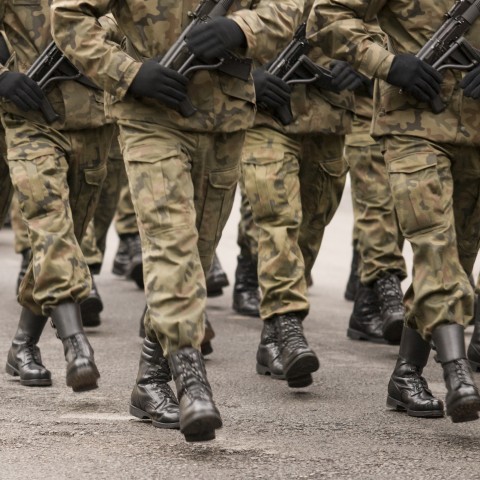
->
[67,363,100,392]
[469,359,480,372]
[129,404,180,429]
[232,303,260,317]
[382,319,404,344]
[181,411,223,442]
[201,341,213,356]
[256,362,286,380]
[386,396,444,418]
[447,396,480,423]
[284,352,319,388]
[5,363,52,386]
[347,328,388,344]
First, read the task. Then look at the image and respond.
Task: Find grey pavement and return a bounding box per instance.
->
[1,186,480,480]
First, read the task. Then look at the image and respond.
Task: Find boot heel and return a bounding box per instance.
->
[5,363,18,377]
[256,363,271,376]
[129,404,150,420]
[347,328,365,341]
[386,395,405,411]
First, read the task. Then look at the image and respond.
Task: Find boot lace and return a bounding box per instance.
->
[278,317,308,352]
[376,274,404,313]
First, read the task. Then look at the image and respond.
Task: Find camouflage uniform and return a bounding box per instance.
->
[308,0,480,339]
[115,177,138,237]
[10,193,29,253]
[346,93,406,285]
[0,124,12,228]
[52,0,303,355]
[1,1,113,316]
[243,0,353,321]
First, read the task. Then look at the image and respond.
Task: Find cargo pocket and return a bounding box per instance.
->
[386,152,446,236]
[197,165,240,253]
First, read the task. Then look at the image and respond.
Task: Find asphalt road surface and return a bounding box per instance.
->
[1,186,480,480]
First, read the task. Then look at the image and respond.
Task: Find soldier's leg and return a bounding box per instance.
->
[0,128,13,228]
[242,127,319,389]
[232,175,260,317]
[119,121,234,440]
[298,134,347,280]
[5,117,111,391]
[347,141,407,343]
[114,165,143,288]
[10,193,31,293]
[383,136,480,423]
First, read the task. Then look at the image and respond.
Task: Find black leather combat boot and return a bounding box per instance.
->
[80,275,103,328]
[169,347,222,442]
[50,303,100,392]
[201,314,215,356]
[16,247,31,295]
[112,236,129,276]
[344,244,360,301]
[5,307,52,386]
[373,273,405,344]
[206,253,229,297]
[347,284,385,343]
[432,323,480,423]
[387,326,444,417]
[275,313,319,388]
[232,253,260,317]
[125,233,144,289]
[468,296,480,372]
[256,318,285,379]
[130,338,180,428]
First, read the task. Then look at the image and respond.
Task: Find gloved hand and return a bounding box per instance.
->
[330,60,365,91]
[0,72,45,111]
[129,61,188,109]
[459,64,480,99]
[386,54,442,102]
[186,17,246,61]
[253,69,291,110]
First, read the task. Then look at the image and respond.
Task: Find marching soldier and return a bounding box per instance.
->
[308,0,480,422]
[51,0,303,441]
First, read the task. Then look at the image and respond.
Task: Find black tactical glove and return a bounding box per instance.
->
[330,60,365,91]
[186,17,246,61]
[253,69,291,110]
[459,64,480,99]
[0,72,45,112]
[129,61,188,109]
[386,54,442,102]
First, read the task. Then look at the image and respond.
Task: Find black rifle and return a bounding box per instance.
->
[417,0,480,112]
[160,0,252,117]
[264,23,338,125]
[26,41,100,124]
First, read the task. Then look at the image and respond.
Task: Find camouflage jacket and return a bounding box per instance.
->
[51,0,303,133]
[345,94,376,147]
[254,0,354,136]
[307,0,480,145]
[0,1,108,130]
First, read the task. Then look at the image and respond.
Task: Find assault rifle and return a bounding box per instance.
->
[160,0,252,117]
[26,41,100,124]
[263,23,338,125]
[417,0,480,112]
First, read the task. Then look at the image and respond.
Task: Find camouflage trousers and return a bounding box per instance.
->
[0,127,13,228]
[115,178,138,236]
[237,171,259,260]
[242,126,347,320]
[346,141,406,285]
[117,119,243,355]
[3,114,113,316]
[380,135,480,338]
[81,135,128,272]
[10,193,30,253]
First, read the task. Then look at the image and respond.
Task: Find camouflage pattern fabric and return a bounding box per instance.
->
[4,117,113,316]
[81,135,127,272]
[243,126,347,320]
[0,126,13,228]
[346,94,406,285]
[118,120,244,354]
[51,0,304,133]
[115,180,138,237]
[10,193,30,254]
[237,174,259,261]
[308,0,480,338]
